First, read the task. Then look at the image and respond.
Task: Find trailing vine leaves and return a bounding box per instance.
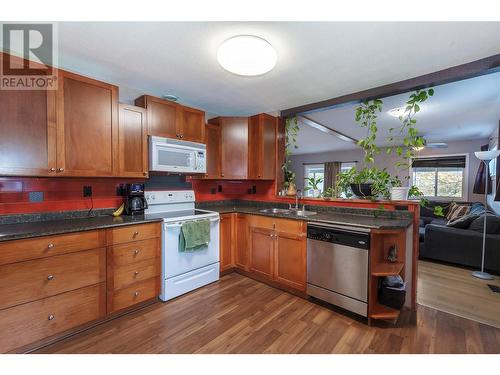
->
[282,116,299,188]
[388,88,434,175]
[355,99,383,164]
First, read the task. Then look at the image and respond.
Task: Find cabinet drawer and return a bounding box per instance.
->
[108,277,158,313]
[248,215,305,234]
[110,238,160,266]
[0,230,105,266]
[112,257,160,291]
[0,248,106,310]
[107,223,160,245]
[0,283,106,353]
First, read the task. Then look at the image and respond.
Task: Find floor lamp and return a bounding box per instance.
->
[473,150,500,280]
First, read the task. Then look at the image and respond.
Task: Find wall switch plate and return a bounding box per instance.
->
[217,185,222,193]
[252,185,257,194]
[83,186,93,197]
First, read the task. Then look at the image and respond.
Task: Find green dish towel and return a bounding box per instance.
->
[179,219,211,252]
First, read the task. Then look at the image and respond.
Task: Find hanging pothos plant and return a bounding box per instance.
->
[282,116,299,189]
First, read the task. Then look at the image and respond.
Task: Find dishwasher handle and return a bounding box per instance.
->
[307,225,370,249]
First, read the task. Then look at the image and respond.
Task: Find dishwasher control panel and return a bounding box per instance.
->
[307,224,370,250]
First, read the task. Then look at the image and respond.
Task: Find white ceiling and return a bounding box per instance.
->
[293,72,500,154]
[55,22,500,117]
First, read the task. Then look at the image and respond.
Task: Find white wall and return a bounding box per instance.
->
[290,139,489,202]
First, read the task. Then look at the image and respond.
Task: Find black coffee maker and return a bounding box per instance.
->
[124,183,148,215]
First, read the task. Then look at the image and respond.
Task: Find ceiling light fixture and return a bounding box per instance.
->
[162,94,179,102]
[217,35,277,76]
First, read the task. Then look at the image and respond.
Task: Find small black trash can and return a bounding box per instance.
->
[379,275,406,310]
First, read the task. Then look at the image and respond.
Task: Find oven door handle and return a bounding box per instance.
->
[165,217,219,228]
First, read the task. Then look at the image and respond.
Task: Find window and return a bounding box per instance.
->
[340,162,356,172]
[304,164,324,197]
[411,155,467,200]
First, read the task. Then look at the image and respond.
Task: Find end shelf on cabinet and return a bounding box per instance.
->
[371,262,404,277]
[369,303,400,320]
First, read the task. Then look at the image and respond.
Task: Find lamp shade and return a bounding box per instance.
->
[474,150,500,161]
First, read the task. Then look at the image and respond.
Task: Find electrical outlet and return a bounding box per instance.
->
[83,185,93,197]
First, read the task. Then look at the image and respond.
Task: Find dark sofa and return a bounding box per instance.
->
[419,201,500,275]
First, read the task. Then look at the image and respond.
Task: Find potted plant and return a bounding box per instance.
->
[304,176,323,198]
[283,167,297,196]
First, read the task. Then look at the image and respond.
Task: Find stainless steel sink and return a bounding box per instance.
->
[259,208,291,214]
[292,210,317,217]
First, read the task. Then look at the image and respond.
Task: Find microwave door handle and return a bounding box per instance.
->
[193,152,197,170]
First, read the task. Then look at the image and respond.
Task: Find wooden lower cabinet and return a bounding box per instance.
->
[0,283,106,353]
[218,213,306,292]
[0,222,162,353]
[249,226,275,280]
[234,214,249,270]
[274,231,307,291]
[219,213,234,272]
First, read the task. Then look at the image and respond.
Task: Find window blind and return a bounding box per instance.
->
[412,155,466,168]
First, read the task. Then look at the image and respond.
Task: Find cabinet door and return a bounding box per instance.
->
[220,117,248,179]
[179,107,205,143]
[274,231,307,291]
[249,226,274,280]
[141,96,178,138]
[234,214,248,270]
[0,89,56,176]
[261,115,277,179]
[117,104,148,177]
[248,114,276,180]
[205,123,221,178]
[219,214,234,272]
[247,115,261,179]
[56,70,118,176]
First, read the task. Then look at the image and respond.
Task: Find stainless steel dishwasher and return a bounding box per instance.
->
[307,222,370,317]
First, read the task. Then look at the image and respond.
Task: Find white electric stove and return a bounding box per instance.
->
[145,190,220,301]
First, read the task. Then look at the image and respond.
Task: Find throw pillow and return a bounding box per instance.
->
[468,215,500,234]
[469,202,485,215]
[446,203,471,222]
[446,213,479,228]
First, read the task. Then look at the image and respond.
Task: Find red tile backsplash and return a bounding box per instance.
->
[0,177,143,215]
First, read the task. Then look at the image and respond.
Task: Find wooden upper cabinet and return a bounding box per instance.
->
[56,70,118,176]
[179,106,205,143]
[135,95,205,143]
[248,114,277,180]
[0,89,56,176]
[216,117,249,179]
[117,104,148,178]
[205,123,221,179]
[135,95,177,138]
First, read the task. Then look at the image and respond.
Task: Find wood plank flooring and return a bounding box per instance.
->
[418,260,500,329]
[36,272,500,354]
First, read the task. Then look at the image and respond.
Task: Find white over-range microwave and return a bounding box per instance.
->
[149,136,206,174]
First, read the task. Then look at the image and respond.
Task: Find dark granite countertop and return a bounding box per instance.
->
[197,200,413,230]
[0,213,163,242]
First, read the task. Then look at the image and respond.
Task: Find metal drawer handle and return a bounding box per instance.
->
[134,249,140,255]
[134,291,139,297]
[47,275,55,281]
[134,271,140,276]
[47,243,54,249]
[48,314,55,321]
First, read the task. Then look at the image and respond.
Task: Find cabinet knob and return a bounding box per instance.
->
[258,175,261,178]
[58,168,64,172]
[134,249,140,256]
[48,314,55,321]
[133,231,139,238]
[143,172,147,176]
[176,134,180,138]
[180,134,184,138]
[49,167,56,172]
[134,291,139,297]
[47,274,55,281]
[221,174,225,177]
[134,271,140,276]
[47,243,54,249]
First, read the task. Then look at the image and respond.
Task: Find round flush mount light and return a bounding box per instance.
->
[162,94,179,102]
[217,35,277,76]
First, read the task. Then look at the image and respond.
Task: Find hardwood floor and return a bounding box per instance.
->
[35,273,500,354]
[418,260,500,329]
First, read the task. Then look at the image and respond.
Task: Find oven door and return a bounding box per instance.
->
[162,216,220,279]
[151,143,197,173]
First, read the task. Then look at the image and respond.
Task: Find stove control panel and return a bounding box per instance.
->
[145,190,195,205]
